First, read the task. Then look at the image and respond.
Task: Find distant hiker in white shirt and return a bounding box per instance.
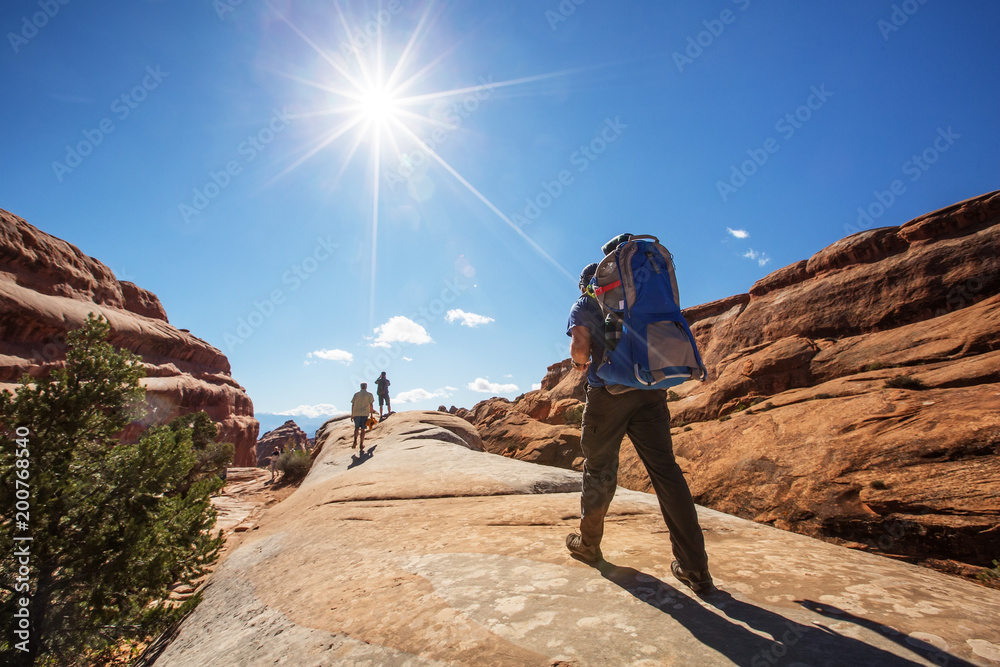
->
[351,382,377,452]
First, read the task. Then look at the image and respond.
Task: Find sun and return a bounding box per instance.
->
[267,4,578,323]
[356,86,399,123]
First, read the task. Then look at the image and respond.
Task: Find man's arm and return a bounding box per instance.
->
[570,325,591,371]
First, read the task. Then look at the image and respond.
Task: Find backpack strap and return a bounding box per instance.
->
[594,280,622,296]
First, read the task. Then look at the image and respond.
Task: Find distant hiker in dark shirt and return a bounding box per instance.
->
[565,261,714,594]
[268,447,280,483]
[375,371,392,418]
[351,382,377,452]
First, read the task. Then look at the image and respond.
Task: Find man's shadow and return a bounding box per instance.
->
[798,599,977,667]
[347,444,376,469]
[596,561,971,666]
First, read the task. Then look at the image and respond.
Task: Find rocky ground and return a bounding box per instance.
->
[164,467,297,606]
[153,411,1000,666]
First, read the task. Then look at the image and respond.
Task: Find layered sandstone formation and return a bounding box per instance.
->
[255,419,310,466]
[153,411,1000,666]
[462,190,1000,575]
[0,208,258,464]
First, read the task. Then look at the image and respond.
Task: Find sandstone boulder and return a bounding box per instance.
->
[255,419,310,466]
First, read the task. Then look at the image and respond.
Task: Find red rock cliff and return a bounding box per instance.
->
[464,190,1000,577]
[0,208,259,464]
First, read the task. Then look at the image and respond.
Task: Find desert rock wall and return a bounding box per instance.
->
[461,190,1000,575]
[0,208,259,464]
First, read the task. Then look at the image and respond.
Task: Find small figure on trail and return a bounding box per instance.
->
[351,382,377,453]
[375,371,392,419]
[268,446,280,483]
[565,240,714,594]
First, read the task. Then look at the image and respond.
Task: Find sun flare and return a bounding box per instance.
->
[269,4,577,323]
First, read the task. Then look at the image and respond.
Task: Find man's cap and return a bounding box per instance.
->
[579,262,598,288]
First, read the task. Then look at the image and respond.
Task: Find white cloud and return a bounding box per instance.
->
[395,387,453,404]
[402,356,413,362]
[468,377,520,394]
[727,227,750,239]
[531,383,542,391]
[742,248,772,267]
[446,309,495,328]
[371,316,433,348]
[307,348,353,364]
[277,403,346,419]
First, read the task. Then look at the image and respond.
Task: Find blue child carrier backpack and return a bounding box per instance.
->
[589,234,707,389]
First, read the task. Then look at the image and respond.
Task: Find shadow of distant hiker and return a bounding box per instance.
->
[798,599,977,667]
[348,444,376,469]
[596,561,925,666]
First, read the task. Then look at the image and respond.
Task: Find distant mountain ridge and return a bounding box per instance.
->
[256,413,341,439]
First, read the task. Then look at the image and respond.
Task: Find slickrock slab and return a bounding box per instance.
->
[155,412,1000,666]
[212,467,277,535]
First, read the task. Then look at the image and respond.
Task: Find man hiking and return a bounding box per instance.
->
[375,371,392,419]
[351,382,377,453]
[565,258,714,594]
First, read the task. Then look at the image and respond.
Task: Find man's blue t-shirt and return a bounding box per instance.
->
[566,294,606,387]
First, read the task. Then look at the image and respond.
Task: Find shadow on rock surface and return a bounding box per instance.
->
[347,445,376,469]
[799,599,977,667]
[599,562,949,667]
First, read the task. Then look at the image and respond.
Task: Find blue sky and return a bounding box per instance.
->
[2,0,998,423]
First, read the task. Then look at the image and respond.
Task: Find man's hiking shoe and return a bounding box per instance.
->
[671,561,716,594]
[566,533,602,564]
